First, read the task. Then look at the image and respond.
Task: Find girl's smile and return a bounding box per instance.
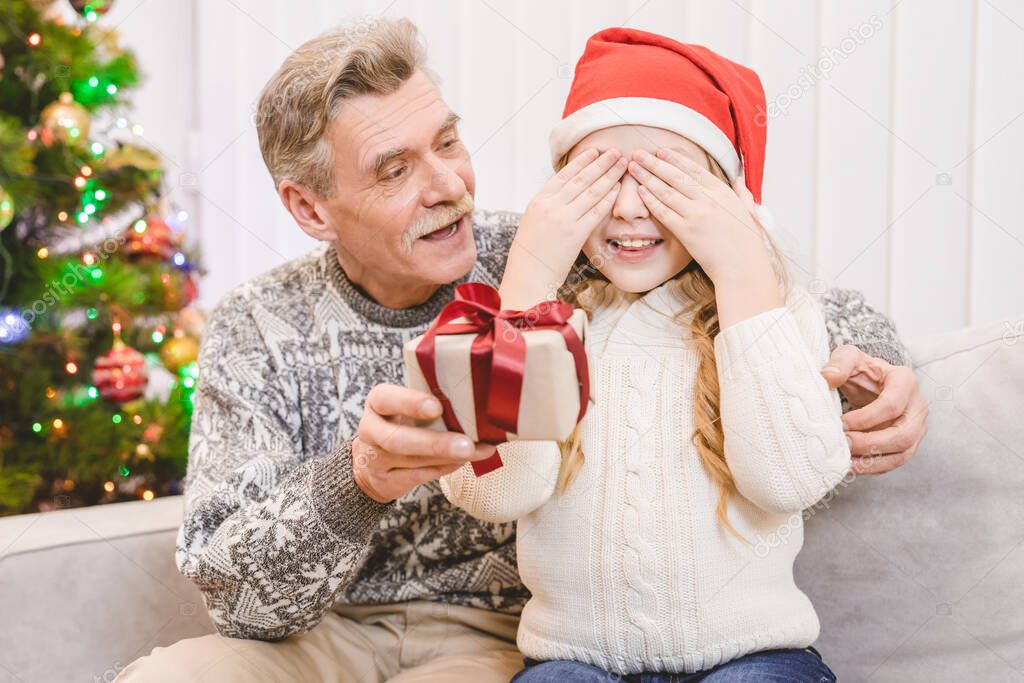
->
[606,234,665,263]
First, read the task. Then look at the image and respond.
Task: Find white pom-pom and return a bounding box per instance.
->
[754,203,775,232]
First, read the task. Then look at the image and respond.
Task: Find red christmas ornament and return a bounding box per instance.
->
[92,337,148,403]
[183,273,198,306]
[162,272,198,310]
[142,423,163,444]
[69,0,115,17]
[123,215,177,260]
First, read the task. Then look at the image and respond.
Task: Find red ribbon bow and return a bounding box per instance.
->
[415,283,590,476]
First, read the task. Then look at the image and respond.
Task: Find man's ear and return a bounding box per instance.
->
[279,180,335,241]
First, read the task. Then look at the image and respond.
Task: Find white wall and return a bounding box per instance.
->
[112,0,1023,340]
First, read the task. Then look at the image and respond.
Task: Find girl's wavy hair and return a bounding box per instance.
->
[553,148,790,540]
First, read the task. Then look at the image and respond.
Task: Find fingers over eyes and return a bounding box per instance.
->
[630,162,695,222]
[569,158,626,217]
[560,150,623,204]
[632,151,701,200]
[554,147,599,185]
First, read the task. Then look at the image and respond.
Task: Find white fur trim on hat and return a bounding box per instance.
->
[753,202,775,231]
[548,96,741,181]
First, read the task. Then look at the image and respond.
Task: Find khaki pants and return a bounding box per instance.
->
[117,600,525,682]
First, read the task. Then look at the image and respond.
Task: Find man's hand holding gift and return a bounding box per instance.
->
[351,385,499,504]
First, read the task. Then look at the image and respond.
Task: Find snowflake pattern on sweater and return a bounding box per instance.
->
[175,209,909,641]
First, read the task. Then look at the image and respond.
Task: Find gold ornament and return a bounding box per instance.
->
[28,1,57,12]
[40,93,90,143]
[0,184,13,230]
[160,331,199,373]
[96,27,124,55]
[103,143,161,172]
[176,307,206,339]
[134,443,154,461]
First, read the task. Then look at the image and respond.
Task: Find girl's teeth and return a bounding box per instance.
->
[613,239,658,248]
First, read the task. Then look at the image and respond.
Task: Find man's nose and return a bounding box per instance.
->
[423,155,467,206]
[612,172,650,222]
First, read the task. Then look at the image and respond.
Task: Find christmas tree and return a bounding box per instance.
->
[0,0,202,514]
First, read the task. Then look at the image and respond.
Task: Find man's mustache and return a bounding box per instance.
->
[403,194,475,253]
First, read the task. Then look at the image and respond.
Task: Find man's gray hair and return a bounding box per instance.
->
[256,17,430,196]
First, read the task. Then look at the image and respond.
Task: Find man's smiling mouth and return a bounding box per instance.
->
[420,215,465,241]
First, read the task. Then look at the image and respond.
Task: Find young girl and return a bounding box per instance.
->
[441,28,848,682]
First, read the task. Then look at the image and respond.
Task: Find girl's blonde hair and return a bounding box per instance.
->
[554,149,789,540]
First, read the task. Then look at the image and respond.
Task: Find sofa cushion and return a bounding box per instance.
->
[798,314,1024,681]
[0,497,213,682]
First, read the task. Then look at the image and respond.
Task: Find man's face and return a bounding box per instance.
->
[320,70,477,290]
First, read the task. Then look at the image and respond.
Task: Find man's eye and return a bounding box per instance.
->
[384,166,407,181]
[442,137,458,149]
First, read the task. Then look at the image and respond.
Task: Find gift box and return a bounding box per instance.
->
[403,282,591,476]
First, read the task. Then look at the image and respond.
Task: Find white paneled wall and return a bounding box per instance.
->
[112,0,1023,340]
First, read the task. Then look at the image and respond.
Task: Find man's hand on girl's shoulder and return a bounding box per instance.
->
[821,345,928,475]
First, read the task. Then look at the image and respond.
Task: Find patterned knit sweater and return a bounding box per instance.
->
[441,281,850,674]
[176,210,909,642]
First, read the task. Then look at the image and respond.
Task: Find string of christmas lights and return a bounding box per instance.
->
[0,0,202,514]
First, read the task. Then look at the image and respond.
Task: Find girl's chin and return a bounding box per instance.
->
[596,261,692,294]
[605,273,674,293]
[582,241,692,293]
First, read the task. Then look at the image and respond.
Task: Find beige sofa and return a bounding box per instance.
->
[1,314,1021,682]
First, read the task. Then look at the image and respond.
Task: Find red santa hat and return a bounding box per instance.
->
[549,28,774,228]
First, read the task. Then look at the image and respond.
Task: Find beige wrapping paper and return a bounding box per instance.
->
[403,308,590,443]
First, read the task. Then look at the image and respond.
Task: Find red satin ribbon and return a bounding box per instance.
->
[415,283,590,477]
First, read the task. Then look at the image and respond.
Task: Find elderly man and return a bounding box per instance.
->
[119,17,927,683]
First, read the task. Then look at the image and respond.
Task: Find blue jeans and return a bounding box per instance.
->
[510,647,836,683]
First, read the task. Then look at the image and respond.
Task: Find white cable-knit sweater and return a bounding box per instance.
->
[439,280,852,675]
